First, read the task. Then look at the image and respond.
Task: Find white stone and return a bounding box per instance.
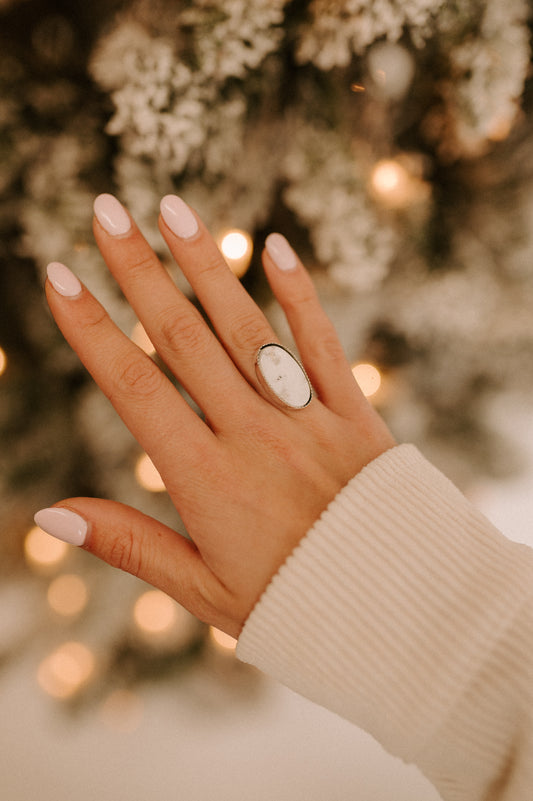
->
[256,344,311,409]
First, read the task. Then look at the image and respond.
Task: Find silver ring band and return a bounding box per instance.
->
[255,343,312,410]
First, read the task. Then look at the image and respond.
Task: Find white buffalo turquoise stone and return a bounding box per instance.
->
[256,344,311,408]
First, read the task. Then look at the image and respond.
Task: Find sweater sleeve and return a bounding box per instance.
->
[236,444,533,801]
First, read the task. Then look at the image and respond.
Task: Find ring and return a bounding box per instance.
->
[255,343,312,410]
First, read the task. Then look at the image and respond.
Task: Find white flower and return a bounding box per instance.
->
[186,0,289,81]
[90,11,259,175]
[282,122,396,291]
[296,0,445,68]
[436,0,531,156]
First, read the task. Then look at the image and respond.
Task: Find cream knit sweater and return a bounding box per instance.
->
[237,445,533,801]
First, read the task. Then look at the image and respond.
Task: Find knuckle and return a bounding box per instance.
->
[318,328,346,362]
[308,324,345,365]
[240,418,294,464]
[229,311,269,354]
[106,530,143,577]
[78,304,109,333]
[158,309,207,357]
[284,286,316,315]
[126,251,159,280]
[195,249,227,279]
[112,355,163,399]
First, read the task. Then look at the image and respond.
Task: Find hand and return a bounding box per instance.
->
[37,194,395,638]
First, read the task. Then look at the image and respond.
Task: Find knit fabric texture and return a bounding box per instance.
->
[237,444,533,801]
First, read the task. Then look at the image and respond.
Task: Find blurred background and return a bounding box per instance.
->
[1,1,532,798]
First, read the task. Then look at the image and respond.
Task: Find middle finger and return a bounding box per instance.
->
[158,195,281,391]
[92,194,260,430]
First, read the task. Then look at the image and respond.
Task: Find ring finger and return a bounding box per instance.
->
[157,195,307,407]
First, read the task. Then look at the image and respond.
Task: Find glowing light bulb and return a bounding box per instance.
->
[351,363,382,398]
[0,347,6,377]
[47,574,89,617]
[131,321,156,356]
[371,160,405,194]
[24,525,69,572]
[219,229,253,278]
[37,641,95,699]
[370,158,429,209]
[221,231,248,259]
[209,626,237,652]
[135,453,166,492]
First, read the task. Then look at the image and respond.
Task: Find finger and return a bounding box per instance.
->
[35,500,239,636]
[92,194,259,429]
[45,262,216,490]
[261,235,362,418]
[158,195,279,392]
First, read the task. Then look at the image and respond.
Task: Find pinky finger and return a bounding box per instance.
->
[262,234,362,417]
[34,500,237,635]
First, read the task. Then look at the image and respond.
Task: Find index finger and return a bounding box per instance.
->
[45,261,216,490]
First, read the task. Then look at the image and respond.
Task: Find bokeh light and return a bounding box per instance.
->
[37,641,95,699]
[130,321,156,356]
[133,590,178,635]
[47,574,89,618]
[0,346,7,377]
[371,159,407,195]
[219,229,253,278]
[134,453,166,492]
[133,590,198,649]
[351,362,382,398]
[209,626,237,653]
[370,157,430,208]
[24,525,69,572]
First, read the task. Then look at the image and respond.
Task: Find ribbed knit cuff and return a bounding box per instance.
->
[236,444,533,798]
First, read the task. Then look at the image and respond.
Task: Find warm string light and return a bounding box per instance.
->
[132,590,198,649]
[370,157,430,209]
[24,525,70,573]
[0,346,7,377]
[37,641,95,699]
[351,362,382,398]
[47,574,89,618]
[218,229,253,278]
[134,453,166,492]
[133,590,177,635]
[209,627,237,653]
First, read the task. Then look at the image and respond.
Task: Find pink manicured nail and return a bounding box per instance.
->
[34,507,88,547]
[46,262,83,298]
[265,233,297,272]
[160,195,199,240]
[93,193,131,236]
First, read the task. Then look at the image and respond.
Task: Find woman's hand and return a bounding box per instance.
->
[36,194,395,638]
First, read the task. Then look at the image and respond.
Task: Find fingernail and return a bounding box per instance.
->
[34,507,89,546]
[160,195,199,240]
[265,233,297,272]
[94,193,131,236]
[46,262,83,298]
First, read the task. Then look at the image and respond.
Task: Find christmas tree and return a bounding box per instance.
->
[1,0,532,705]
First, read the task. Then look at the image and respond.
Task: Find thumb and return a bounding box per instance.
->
[33,498,236,634]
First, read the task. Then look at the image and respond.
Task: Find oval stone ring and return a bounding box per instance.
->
[255,343,312,410]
